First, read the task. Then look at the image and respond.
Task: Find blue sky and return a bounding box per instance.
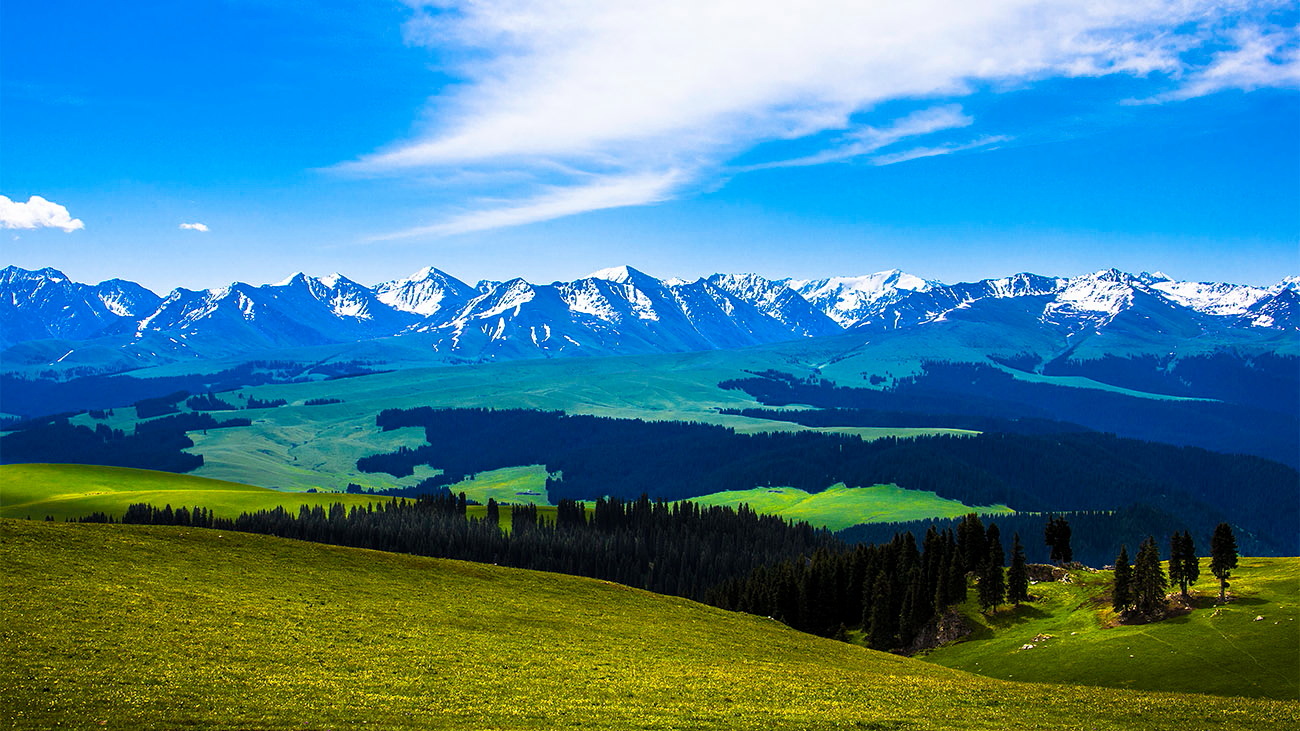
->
[2,0,1297,293]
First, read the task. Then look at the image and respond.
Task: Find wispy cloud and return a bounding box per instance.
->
[346,0,1297,236]
[870,136,1013,166]
[179,222,210,232]
[744,105,975,170]
[0,195,84,232]
[1132,25,1300,104]
[368,170,684,240]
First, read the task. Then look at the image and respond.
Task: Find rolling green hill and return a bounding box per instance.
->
[3,519,1296,730]
[0,463,386,521]
[689,483,1012,532]
[923,559,1300,700]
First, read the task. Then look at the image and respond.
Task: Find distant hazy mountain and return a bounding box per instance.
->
[2,264,1296,372]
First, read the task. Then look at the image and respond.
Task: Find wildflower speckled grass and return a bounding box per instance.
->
[3,520,1296,729]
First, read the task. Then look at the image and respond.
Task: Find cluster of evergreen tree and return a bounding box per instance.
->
[133,391,191,418]
[720,362,1298,469]
[245,396,289,409]
[1111,524,1238,617]
[114,494,837,603]
[707,514,1021,651]
[357,407,1298,556]
[838,504,1279,567]
[185,393,238,411]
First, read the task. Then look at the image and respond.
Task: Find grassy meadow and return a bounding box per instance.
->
[3,518,1297,730]
[0,464,386,521]
[689,483,1013,531]
[924,559,1300,700]
[66,352,976,493]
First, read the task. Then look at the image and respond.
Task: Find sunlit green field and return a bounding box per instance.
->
[0,463,386,521]
[689,483,1013,531]
[923,559,1300,700]
[3,519,1296,730]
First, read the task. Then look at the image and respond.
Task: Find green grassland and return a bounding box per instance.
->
[66,350,979,493]
[3,519,1296,730]
[449,464,553,506]
[0,464,387,521]
[923,559,1300,701]
[2,461,1015,537]
[689,483,1013,532]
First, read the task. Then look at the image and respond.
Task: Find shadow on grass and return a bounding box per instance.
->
[965,603,1051,640]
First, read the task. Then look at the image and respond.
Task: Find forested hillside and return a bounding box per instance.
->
[358,407,1298,555]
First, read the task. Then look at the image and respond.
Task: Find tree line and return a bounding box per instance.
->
[107,494,838,604]
[356,407,1297,555]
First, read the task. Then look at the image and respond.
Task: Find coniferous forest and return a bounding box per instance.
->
[357,407,1298,555]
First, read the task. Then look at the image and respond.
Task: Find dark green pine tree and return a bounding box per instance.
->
[985,523,1004,569]
[1007,532,1030,606]
[1132,536,1167,616]
[485,498,500,528]
[1180,531,1200,597]
[1044,515,1073,565]
[956,513,986,573]
[1112,545,1132,614]
[1210,523,1239,603]
[868,572,897,650]
[1168,530,1199,599]
[945,543,968,605]
[977,526,1006,613]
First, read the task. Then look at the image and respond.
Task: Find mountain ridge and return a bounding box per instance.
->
[2,264,1296,372]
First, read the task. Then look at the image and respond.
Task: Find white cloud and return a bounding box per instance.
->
[1135,25,1300,103]
[370,170,683,240]
[745,105,975,170]
[179,222,210,232]
[0,195,84,232]
[348,0,1296,235]
[870,136,1013,166]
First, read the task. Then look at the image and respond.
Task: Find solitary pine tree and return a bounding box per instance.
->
[1210,523,1239,602]
[1112,544,1132,614]
[1007,532,1029,606]
[1044,515,1073,565]
[1132,536,1167,616]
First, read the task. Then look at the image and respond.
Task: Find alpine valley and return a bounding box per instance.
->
[4,262,1300,726]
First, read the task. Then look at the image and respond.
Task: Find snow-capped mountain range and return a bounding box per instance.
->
[2,264,1296,369]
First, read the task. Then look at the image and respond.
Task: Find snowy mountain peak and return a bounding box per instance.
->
[784,269,941,327]
[585,265,654,285]
[275,272,309,287]
[373,266,476,318]
[2,265,69,284]
[1136,271,1172,285]
[1276,275,1300,292]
